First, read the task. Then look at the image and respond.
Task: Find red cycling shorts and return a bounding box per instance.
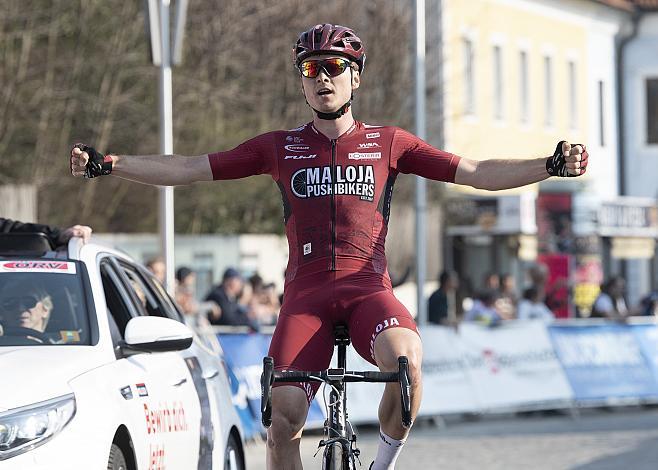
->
[268,269,419,404]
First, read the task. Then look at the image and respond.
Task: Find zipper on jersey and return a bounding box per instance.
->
[330,139,337,271]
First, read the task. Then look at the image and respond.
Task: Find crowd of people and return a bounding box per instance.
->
[145,259,281,332]
[428,263,658,327]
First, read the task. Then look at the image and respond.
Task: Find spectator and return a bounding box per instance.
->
[591,275,629,321]
[0,217,92,246]
[146,256,166,285]
[175,266,220,326]
[517,286,555,323]
[483,272,500,291]
[427,270,459,326]
[464,289,502,326]
[205,267,258,330]
[496,273,518,320]
[248,274,281,326]
[639,289,658,317]
[175,267,198,316]
[0,281,53,342]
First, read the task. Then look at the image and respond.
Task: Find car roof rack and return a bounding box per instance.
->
[0,233,56,257]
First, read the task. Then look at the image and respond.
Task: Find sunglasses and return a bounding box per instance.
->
[299,58,353,78]
[1,296,41,313]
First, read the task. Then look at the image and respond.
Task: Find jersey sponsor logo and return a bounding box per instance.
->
[303,242,312,255]
[348,151,382,160]
[366,132,380,139]
[285,154,317,160]
[285,144,311,152]
[358,142,381,149]
[369,317,400,360]
[286,135,304,143]
[291,165,376,202]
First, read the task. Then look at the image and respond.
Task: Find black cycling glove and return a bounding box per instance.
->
[74,143,113,178]
[546,140,587,177]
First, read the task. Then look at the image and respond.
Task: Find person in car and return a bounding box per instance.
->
[0,217,92,246]
[0,282,53,342]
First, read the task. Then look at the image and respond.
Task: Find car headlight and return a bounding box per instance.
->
[0,394,76,460]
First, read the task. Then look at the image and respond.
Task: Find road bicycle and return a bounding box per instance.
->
[261,324,412,469]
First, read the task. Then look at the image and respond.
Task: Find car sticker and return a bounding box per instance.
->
[0,260,77,274]
[59,330,81,343]
[185,356,214,469]
[143,401,189,434]
[120,385,133,400]
[148,443,166,470]
[136,383,149,397]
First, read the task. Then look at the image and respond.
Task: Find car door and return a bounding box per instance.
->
[101,257,202,469]
[136,264,226,470]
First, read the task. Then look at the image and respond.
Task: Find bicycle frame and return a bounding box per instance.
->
[261,325,412,470]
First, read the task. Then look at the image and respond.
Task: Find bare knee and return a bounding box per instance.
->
[267,386,308,451]
[375,328,423,383]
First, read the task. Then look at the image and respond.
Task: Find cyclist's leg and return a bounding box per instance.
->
[266,275,335,469]
[348,290,423,439]
[372,327,423,438]
[267,386,308,470]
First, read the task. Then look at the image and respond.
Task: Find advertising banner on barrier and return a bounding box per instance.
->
[217,334,326,433]
[630,324,658,393]
[459,321,573,410]
[418,326,480,415]
[548,324,658,401]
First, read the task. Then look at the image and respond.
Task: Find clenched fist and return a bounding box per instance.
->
[546,141,589,177]
[70,143,113,178]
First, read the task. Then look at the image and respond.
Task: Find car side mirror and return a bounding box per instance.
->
[120,316,193,355]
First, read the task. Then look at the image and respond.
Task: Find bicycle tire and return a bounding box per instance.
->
[322,442,345,470]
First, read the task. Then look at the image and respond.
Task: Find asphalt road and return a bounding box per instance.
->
[244,407,658,469]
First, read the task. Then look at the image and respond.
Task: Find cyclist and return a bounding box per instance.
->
[70,23,588,469]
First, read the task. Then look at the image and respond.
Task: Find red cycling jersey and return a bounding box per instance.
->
[209,121,461,402]
[208,121,461,284]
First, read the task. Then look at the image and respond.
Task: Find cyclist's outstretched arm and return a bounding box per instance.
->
[454,156,549,190]
[454,141,588,190]
[71,146,212,186]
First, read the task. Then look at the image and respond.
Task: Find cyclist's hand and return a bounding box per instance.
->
[70,143,113,178]
[546,141,588,177]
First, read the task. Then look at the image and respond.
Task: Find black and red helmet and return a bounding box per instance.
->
[293,24,366,72]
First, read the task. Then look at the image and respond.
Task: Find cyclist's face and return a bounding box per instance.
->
[300,55,360,114]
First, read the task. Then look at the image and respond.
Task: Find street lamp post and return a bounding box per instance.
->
[145,0,188,293]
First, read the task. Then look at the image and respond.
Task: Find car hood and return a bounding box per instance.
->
[0,346,105,412]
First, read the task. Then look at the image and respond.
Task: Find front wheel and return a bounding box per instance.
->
[107,443,127,470]
[323,442,341,470]
[323,442,351,470]
[224,433,245,470]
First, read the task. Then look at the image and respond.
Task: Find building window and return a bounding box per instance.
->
[568,61,577,130]
[598,80,605,147]
[463,37,475,116]
[647,78,658,144]
[493,45,503,120]
[544,56,553,127]
[519,50,529,124]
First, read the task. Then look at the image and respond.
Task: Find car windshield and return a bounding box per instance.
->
[0,260,93,346]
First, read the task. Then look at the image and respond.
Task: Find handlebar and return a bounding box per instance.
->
[261,357,274,427]
[260,356,413,428]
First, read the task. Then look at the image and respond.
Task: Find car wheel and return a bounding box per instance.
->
[224,433,244,470]
[107,443,128,470]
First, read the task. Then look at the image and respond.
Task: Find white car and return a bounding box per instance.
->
[0,233,245,469]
